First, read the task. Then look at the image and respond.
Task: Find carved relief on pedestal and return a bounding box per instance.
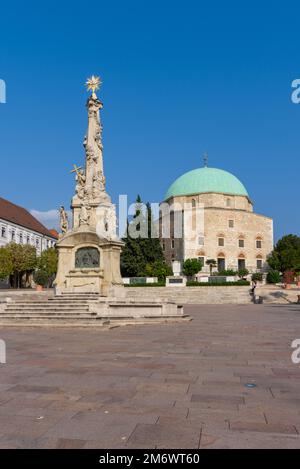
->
[79,202,91,226]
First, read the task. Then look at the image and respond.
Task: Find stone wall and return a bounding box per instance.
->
[125,286,252,304]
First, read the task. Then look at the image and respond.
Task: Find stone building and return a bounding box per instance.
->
[160,165,273,274]
[0,196,57,254]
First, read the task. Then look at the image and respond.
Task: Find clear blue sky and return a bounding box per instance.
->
[1,0,300,239]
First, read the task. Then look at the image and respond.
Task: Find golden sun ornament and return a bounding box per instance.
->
[86,75,102,96]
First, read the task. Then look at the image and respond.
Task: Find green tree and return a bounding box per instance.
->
[5,243,37,288]
[38,248,58,277]
[0,247,13,279]
[121,196,165,277]
[183,258,202,278]
[143,260,172,281]
[268,235,300,273]
[206,258,217,275]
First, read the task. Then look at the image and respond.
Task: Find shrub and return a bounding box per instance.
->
[252,273,263,282]
[238,268,249,279]
[218,269,237,276]
[283,270,295,285]
[182,258,202,277]
[267,270,281,284]
[33,270,49,287]
[186,280,250,287]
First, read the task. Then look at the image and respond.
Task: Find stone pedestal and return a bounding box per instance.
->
[55,228,124,296]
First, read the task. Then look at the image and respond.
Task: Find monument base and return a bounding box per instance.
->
[54,228,124,296]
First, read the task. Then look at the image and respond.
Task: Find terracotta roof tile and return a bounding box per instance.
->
[0,197,57,239]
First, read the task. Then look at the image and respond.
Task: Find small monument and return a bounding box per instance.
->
[54,76,124,296]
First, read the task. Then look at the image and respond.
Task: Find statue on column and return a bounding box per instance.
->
[59,206,69,234]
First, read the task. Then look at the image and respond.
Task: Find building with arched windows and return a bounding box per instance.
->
[160,166,273,274]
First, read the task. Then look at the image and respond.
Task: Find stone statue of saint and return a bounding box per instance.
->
[79,202,91,226]
[75,169,86,199]
[59,206,68,233]
[105,206,117,239]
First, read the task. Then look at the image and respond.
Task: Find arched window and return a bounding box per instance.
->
[192,198,196,208]
[238,253,246,270]
[217,253,226,272]
[256,236,263,249]
[238,236,245,248]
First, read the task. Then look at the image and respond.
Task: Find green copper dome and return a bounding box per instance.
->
[165,167,249,200]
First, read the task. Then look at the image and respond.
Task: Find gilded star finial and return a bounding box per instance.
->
[86,75,102,98]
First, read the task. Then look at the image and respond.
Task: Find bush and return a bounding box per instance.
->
[186,280,250,287]
[267,270,281,284]
[142,260,172,281]
[33,270,49,287]
[217,269,237,276]
[238,268,249,279]
[252,273,263,282]
[124,282,166,287]
[182,258,202,277]
[283,270,295,285]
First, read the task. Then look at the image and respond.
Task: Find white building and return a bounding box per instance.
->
[0,197,58,254]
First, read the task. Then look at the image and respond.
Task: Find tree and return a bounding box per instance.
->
[0,247,13,279]
[38,248,58,277]
[268,235,300,273]
[5,243,37,288]
[206,259,217,276]
[144,260,173,281]
[121,196,165,277]
[183,258,202,278]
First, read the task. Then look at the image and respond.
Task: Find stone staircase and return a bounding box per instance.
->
[0,293,110,327]
[0,292,190,327]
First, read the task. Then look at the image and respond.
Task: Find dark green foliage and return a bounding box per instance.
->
[33,269,49,287]
[143,260,173,281]
[124,282,166,287]
[252,273,263,282]
[268,234,300,273]
[237,268,249,278]
[266,270,281,284]
[206,259,217,275]
[217,269,237,276]
[182,258,202,277]
[186,280,250,286]
[121,196,166,278]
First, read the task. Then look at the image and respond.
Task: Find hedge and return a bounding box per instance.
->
[186,281,250,287]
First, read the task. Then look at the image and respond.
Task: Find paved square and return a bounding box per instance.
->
[0,304,300,448]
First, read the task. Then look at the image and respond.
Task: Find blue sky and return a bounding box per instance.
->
[0,0,300,239]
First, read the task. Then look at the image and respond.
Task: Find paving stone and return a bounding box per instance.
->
[229,421,298,434]
[127,423,201,449]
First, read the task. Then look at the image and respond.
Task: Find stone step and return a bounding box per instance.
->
[1,311,96,316]
[0,319,110,327]
[5,306,90,312]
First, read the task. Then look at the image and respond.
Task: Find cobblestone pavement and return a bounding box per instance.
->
[0,304,300,449]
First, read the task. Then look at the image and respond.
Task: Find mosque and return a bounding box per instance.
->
[160,161,273,274]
